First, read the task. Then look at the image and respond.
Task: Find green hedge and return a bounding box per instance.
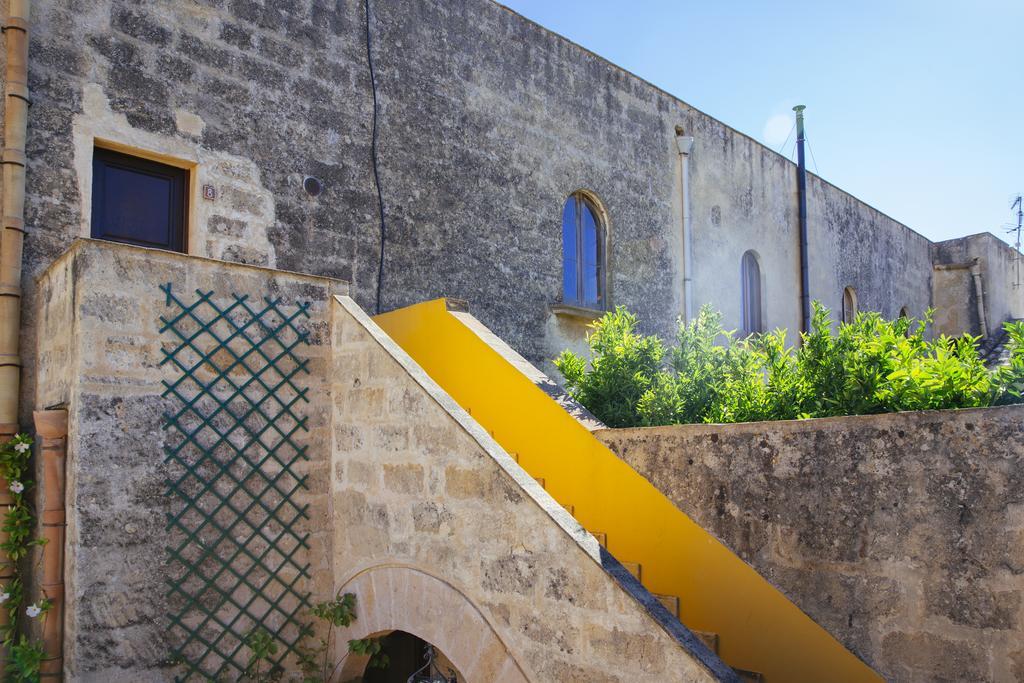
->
[554,303,1024,427]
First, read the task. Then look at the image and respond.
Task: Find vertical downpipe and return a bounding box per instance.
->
[970,259,989,339]
[794,105,811,334]
[0,0,30,441]
[34,410,66,681]
[676,131,695,322]
[0,1,30,673]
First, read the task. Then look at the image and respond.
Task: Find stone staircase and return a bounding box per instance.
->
[518,452,765,682]
[375,298,882,683]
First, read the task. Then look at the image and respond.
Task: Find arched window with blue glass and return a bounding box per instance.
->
[741,250,764,336]
[561,191,606,309]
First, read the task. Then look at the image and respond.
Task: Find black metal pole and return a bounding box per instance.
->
[794,105,810,334]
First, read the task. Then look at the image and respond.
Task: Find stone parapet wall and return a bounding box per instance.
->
[597,406,1024,682]
[35,241,346,680]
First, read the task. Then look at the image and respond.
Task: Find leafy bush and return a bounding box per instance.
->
[555,303,1024,427]
[555,308,665,427]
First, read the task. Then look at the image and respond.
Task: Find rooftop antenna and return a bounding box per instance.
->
[1008,194,1023,288]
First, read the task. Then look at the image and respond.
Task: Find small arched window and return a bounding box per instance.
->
[562,192,605,308]
[842,287,858,325]
[740,250,763,335]
[898,306,909,319]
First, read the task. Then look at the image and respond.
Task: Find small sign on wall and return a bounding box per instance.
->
[202,184,217,201]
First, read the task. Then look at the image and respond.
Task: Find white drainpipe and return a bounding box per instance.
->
[676,134,695,322]
[970,259,989,338]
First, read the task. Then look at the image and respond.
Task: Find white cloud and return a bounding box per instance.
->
[762,113,793,148]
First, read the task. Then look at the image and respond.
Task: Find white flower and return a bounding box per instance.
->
[0,592,9,604]
[25,604,41,618]
[8,481,23,494]
[13,442,28,454]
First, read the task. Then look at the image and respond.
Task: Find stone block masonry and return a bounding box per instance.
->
[327,294,725,681]
[34,240,347,681]
[16,0,954,432]
[31,239,726,681]
[597,405,1024,682]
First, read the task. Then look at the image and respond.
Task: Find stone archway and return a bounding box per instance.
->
[341,629,465,682]
[335,565,529,683]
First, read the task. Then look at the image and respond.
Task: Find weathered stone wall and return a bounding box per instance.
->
[22,0,377,427]
[17,0,953,426]
[933,232,1024,337]
[807,175,934,325]
[35,241,346,681]
[931,263,979,338]
[597,405,1024,682]
[31,240,729,681]
[328,294,727,682]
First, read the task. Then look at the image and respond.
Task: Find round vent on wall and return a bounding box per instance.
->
[303,176,324,197]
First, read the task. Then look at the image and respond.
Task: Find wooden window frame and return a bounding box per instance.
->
[91,147,189,253]
[562,192,607,310]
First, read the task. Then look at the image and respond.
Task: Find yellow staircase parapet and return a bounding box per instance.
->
[375,298,883,683]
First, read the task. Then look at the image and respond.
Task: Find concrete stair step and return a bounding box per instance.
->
[621,561,641,582]
[590,531,607,548]
[694,630,719,654]
[732,668,764,682]
[653,593,679,618]
[534,476,545,489]
[562,502,574,515]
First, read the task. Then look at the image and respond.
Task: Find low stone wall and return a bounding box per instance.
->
[597,406,1024,682]
[35,241,346,680]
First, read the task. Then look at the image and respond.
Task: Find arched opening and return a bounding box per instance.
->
[562,191,607,309]
[842,287,858,325]
[360,630,464,683]
[898,306,909,319]
[334,566,528,683]
[740,250,764,335]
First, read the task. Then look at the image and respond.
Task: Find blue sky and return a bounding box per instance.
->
[499,0,1024,246]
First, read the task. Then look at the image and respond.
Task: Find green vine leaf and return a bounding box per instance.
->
[0,433,49,679]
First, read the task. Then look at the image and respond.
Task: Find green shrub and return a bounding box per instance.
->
[555,307,664,427]
[554,302,1024,427]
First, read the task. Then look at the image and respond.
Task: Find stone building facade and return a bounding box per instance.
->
[2,0,1023,680]
[11,0,1022,429]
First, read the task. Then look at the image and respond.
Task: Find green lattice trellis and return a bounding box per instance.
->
[160,283,314,681]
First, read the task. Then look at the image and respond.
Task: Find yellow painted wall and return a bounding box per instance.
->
[375,299,881,683]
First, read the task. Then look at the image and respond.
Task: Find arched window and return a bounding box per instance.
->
[842,287,858,325]
[740,250,763,335]
[562,192,605,308]
[898,306,911,337]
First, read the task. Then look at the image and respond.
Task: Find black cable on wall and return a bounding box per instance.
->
[364,0,388,314]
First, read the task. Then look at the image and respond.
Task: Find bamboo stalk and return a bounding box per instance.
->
[0,3,31,675]
[0,0,31,442]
